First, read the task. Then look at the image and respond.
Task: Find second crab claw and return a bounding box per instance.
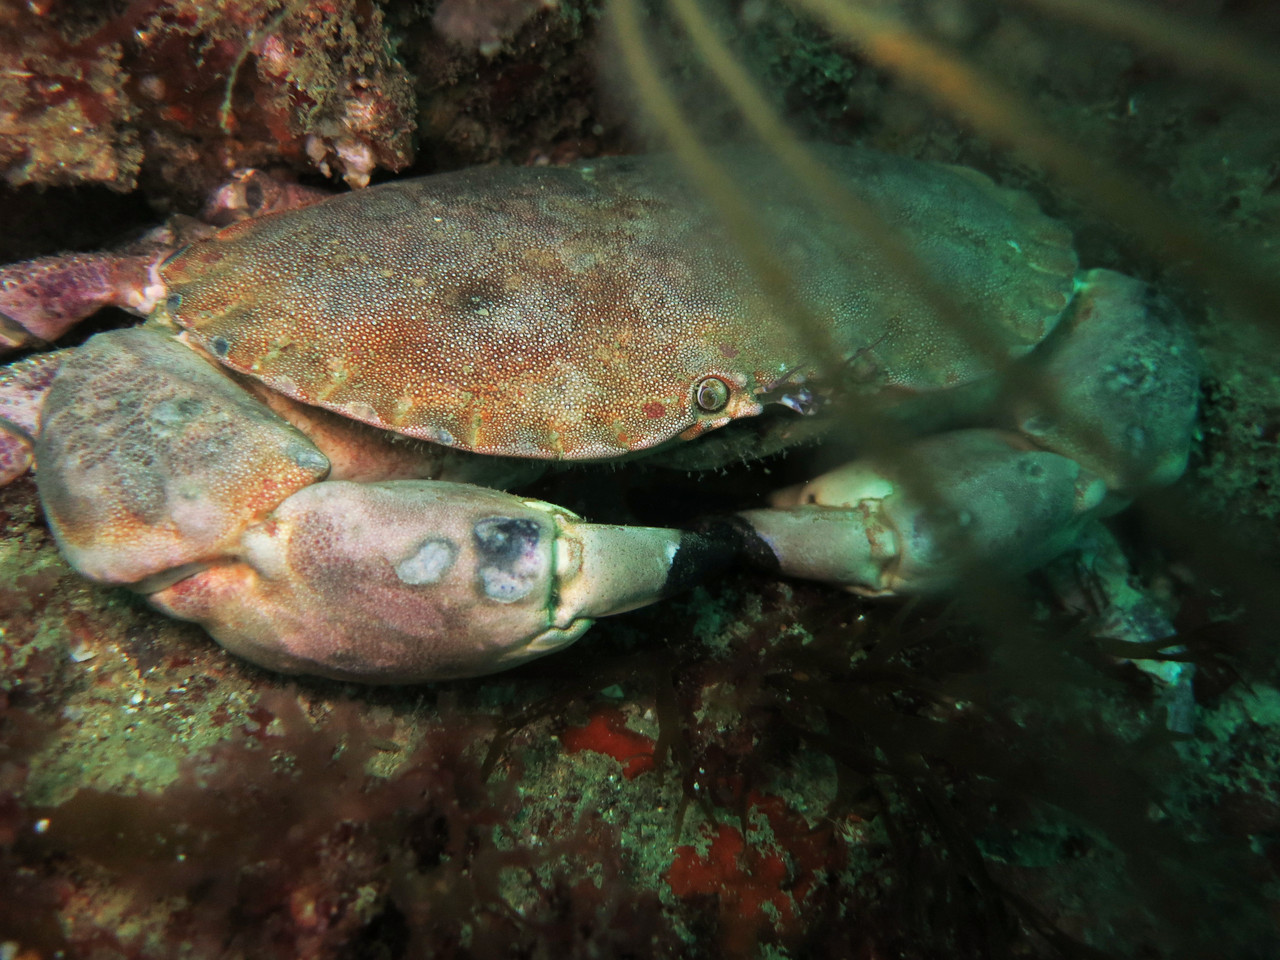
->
[730,429,1114,596]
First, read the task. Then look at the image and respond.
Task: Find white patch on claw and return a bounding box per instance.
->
[395,538,458,585]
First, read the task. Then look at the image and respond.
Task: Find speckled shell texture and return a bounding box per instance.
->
[161,147,1078,460]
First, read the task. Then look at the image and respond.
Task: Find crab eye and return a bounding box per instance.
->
[694,376,730,413]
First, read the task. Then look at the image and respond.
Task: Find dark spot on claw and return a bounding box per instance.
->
[474,517,541,561]
[473,517,544,603]
[210,336,230,357]
[165,293,182,314]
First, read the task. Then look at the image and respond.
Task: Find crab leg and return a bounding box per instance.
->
[0,252,166,354]
[0,170,325,357]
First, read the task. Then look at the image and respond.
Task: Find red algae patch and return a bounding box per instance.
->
[560,706,656,779]
[668,821,790,917]
[666,789,836,955]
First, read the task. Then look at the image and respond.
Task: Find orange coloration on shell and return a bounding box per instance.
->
[160,148,1078,461]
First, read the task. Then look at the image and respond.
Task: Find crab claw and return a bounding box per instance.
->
[733,429,1112,595]
[148,480,711,682]
[20,325,732,683]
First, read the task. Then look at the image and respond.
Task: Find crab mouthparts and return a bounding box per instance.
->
[761,383,824,416]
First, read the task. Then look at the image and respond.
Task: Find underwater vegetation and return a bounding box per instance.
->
[1,0,1280,957]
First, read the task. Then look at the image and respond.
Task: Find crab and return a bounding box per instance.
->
[0,146,1200,683]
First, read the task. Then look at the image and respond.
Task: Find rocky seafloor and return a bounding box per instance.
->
[1,0,1279,957]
